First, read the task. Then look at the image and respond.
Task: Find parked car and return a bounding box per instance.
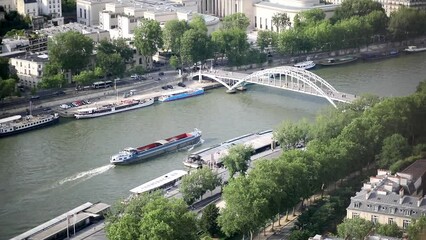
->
[54,91,66,96]
[158,72,165,76]
[177,82,186,87]
[161,86,168,90]
[167,85,173,89]
[30,95,40,100]
[130,74,138,79]
[138,76,146,80]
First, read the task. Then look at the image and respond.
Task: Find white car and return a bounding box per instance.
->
[130,74,138,79]
[60,104,70,109]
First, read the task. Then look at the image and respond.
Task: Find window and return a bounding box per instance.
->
[388,218,394,224]
[354,202,360,208]
[84,9,87,19]
[374,205,379,211]
[80,8,82,18]
[403,220,411,229]
[371,215,378,224]
[259,17,262,28]
[404,210,411,216]
[254,16,257,28]
[265,18,268,30]
[352,212,359,218]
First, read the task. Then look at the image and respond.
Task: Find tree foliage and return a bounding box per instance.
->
[221,144,254,178]
[162,20,188,54]
[274,119,311,150]
[106,192,198,240]
[331,0,384,23]
[180,168,221,205]
[48,31,94,74]
[376,222,402,238]
[0,11,30,37]
[221,13,250,31]
[134,19,163,68]
[271,13,291,32]
[256,30,279,51]
[378,133,411,168]
[337,217,374,240]
[388,7,426,41]
[189,15,208,33]
[180,29,212,66]
[0,78,16,99]
[200,204,220,237]
[408,216,426,240]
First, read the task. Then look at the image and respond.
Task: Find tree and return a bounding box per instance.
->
[331,0,385,23]
[221,13,250,31]
[0,57,10,80]
[378,133,411,168]
[179,168,221,205]
[211,28,249,66]
[408,216,426,240]
[0,11,30,36]
[134,19,163,69]
[73,70,96,86]
[48,31,94,75]
[39,62,67,89]
[169,55,180,69]
[200,204,220,237]
[180,29,212,66]
[376,222,402,238]
[388,7,426,40]
[189,15,208,33]
[221,144,254,178]
[271,13,291,32]
[0,78,16,99]
[274,119,311,150]
[106,192,198,240]
[256,30,278,52]
[163,20,188,54]
[96,52,126,77]
[337,218,374,240]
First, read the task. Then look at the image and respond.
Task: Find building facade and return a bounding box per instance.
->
[36,22,110,42]
[9,53,49,88]
[199,0,338,30]
[76,0,114,26]
[327,0,426,15]
[346,160,426,229]
[0,0,16,12]
[17,0,39,17]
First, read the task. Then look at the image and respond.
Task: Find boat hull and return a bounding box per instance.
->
[111,132,202,165]
[159,89,204,102]
[318,57,358,66]
[75,98,154,119]
[0,116,59,138]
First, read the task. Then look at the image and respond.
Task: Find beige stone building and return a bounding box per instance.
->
[9,53,49,88]
[346,160,426,229]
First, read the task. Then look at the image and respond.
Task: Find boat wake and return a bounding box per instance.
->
[58,164,115,185]
[187,138,204,152]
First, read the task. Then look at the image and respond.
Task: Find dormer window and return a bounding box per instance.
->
[354,202,360,208]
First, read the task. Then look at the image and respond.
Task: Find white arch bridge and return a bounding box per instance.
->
[195,66,357,108]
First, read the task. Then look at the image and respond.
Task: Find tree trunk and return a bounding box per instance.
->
[285,209,289,221]
[278,213,281,226]
[250,231,253,240]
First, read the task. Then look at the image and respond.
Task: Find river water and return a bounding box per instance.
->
[1,52,425,239]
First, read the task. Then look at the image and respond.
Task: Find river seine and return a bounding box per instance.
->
[1,52,425,239]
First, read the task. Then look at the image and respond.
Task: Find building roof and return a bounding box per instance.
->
[12,53,49,62]
[399,159,426,182]
[129,170,188,194]
[24,0,37,3]
[36,22,107,37]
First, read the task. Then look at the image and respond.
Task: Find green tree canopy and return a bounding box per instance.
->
[388,7,426,40]
[221,144,254,178]
[0,78,16,99]
[162,20,188,54]
[134,19,163,68]
[378,133,411,168]
[337,218,374,240]
[48,31,94,75]
[256,30,278,51]
[408,216,426,240]
[331,0,384,23]
[271,13,291,32]
[106,192,198,240]
[39,62,67,89]
[274,119,311,150]
[376,222,402,238]
[179,168,221,205]
[189,15,208,33]
[200,203,220,237]
[180,29,212,66]
[221,13,250,31]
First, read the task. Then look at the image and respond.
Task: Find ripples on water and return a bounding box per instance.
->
[1,52,426,239]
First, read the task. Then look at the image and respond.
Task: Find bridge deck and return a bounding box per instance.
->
[196,69,356,104]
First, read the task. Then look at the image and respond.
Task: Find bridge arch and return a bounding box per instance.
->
[196,66,351,108]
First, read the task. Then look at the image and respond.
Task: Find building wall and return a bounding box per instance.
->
[39,0,62,17]
[347,209,413,229]
[0,0,16,12]
[17,0,39,17]
[77,0,113,26]
[9,56,46,88]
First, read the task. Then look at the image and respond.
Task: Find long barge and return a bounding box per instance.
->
[0,113,60,137]
[183,130,278,168]
[110,129,202,165]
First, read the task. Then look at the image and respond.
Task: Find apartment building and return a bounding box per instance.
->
[17,0,38,17]
[76,0,114,26]
[0,0,16,12]
[1,35,48,54]
[9,53,49,88]
[36,22,110,42]
[346,160,426,229]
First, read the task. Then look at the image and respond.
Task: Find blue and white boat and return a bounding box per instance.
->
[158,88,204,102]
[110,128,202,165]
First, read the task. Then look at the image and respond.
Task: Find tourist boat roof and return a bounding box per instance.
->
[162,88,202,96]
[294,60,315,67]
[76,107,98,112]
[191,130,274,163]
[129,170,188,195]
[0,115,22,124]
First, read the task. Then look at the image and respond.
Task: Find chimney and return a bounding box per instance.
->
[418,196,424,207]
[399,187,404,197]
[400,196,405,204]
